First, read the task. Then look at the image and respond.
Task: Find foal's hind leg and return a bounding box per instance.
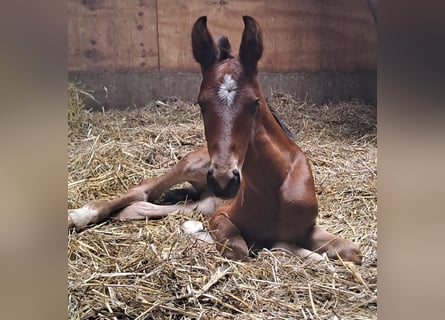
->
[68,147,210,231]
[271,242,324,262]
[303,226,363,265]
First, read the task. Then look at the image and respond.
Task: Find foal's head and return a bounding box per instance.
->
[192,16,263,199]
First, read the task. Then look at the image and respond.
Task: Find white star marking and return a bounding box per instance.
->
[218,74,237,106]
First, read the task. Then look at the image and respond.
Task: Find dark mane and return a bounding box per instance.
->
[267,103,295,139]
[216,36,233,61]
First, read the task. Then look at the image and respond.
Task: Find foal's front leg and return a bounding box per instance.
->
[68,147,210,231]
[114,193,215,220]
[209,210,249,260]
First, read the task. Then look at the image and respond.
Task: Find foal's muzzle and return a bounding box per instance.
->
[207,168,241,199]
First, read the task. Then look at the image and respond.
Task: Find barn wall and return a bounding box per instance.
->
[68,0,159,71]
[68,0,377,108]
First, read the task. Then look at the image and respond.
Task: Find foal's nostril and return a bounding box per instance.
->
[207,167,241,199]
[231,169,240,185]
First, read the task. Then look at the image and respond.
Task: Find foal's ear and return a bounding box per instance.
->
[192,16,218,71]
[239,16,263,75]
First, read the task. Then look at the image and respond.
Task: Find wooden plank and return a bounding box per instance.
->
[157,0,376,72]
[157,0,257,72]
[319,0,377,71]
[69,70,376,109]
[68,0,158,72]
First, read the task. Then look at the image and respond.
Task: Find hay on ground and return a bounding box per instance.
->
[68,84,377,319]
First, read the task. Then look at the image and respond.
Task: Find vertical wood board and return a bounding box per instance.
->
[68,0,159,71]
[157,0,376,72]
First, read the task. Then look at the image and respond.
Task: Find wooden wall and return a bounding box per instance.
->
[68,0,377,107]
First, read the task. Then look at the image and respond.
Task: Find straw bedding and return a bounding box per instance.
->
[68,83,377,319]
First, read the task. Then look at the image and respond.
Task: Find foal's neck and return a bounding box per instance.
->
[243,99,296,183]
[256,99,293,147]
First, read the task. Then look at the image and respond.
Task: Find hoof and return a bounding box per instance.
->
[181,220,214,244]
[339,245,363,265]
[68,205,99,232]
[163,188,200,204]
[219,237,249,261]
[329,241,363,265]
